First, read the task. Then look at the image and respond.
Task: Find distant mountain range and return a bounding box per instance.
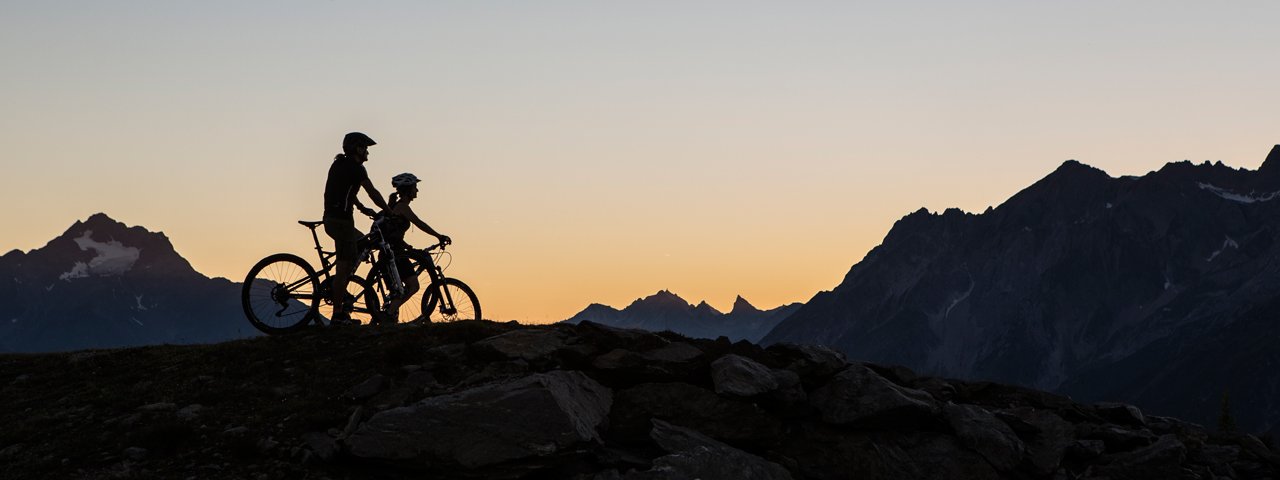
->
[0,213,254,352]
[562,290,800,342]
[763,145,1280,434]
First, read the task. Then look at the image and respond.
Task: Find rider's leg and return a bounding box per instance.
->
[332,258,352,319]
[323,215,361,324]
[387,276,419,318]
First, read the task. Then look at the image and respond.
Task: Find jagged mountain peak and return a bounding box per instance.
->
[1255,144,1280,185]
[63,213,169,246]
[12,213,201,284]
[731,295,759,314]
[693,300,721,316]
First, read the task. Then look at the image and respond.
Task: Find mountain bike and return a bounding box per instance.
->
[241,217,481,335]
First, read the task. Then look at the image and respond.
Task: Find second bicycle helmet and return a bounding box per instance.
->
[392,172,421,189]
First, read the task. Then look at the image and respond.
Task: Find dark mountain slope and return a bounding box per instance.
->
[763,145,1280,432]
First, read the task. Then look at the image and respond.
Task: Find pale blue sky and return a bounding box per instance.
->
[2,1,1277,321]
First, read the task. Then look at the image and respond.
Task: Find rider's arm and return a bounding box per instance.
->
[361,178,390,211]
[352,198,376,217]
[403,206,448,242]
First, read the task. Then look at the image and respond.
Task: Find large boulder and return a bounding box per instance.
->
[472,329,569,361]
[345,370,612,468]
[810,364,939,426]
[943,402,1025,472]
[711,354,779,397]
[995,407,1074,476]
[765,343,847,386]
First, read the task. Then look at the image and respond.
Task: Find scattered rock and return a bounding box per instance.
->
[1096,434,1186,477]
[123,447,148,461]
[340,407,366,439]
[765,368,807,410]
[425,343,467,360]
[611,382,785,446]
[810,364,939,426]
[1094,402,1146,427]
[301,433,337,462]
[368,386,414,410]
[346,375,389,401]
[1241,434,1280,465]
[765,343,847,383]
[117,413,143,428]
[642,342,703,363]
[996,407,1073,476]
[711,354,779,397]
[1066,439,1107,461]
[403,370,439,389]
[137,402,176,412]
[0,444,24,458]
[68,351,102,363]
[256,437,279,454]
[593,349,643,371]
[176,404,203,420]
[629,419,794,480]
[1077,424,1156,453]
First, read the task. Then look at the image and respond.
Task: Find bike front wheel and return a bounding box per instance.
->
[242,253,319,334]
[420,277,480,323]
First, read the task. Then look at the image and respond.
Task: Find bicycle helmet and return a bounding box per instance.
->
[392,172,421,189]
[343,132,377,149]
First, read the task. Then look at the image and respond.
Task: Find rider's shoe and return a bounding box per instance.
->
[330,312,359,327]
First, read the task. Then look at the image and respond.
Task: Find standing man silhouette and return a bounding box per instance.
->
[323,132,389,325]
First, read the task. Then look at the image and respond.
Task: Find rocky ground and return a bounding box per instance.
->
[2,320,1278,479]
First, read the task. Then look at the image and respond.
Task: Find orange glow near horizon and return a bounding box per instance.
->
[2,3,1279,323]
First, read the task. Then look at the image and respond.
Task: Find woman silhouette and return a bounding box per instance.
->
[380,172,450,321]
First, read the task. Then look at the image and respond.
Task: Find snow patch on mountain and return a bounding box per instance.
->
[1206,237,1240,262]
[59,230,141,280]
[1197,183,1280,203]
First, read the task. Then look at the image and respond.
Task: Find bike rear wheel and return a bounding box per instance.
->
[420,277,480,323]
[242,253,319,334]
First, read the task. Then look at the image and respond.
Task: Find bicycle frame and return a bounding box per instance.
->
[296,218,461,322]
[297,220,400,322]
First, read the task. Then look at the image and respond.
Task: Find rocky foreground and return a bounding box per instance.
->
[2,320,1278,479]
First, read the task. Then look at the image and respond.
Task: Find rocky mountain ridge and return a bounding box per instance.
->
[564,290,801,342]
[2,320,1276,479]
[762,145,1280,436]
[0,213,253,352]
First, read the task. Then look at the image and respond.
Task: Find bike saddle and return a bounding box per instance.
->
[298,220,324,228]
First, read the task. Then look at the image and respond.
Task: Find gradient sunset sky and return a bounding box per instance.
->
[2,2,1278,323]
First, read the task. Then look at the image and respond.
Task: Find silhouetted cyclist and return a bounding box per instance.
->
[380,172,451,321]
[323,132,390,325]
